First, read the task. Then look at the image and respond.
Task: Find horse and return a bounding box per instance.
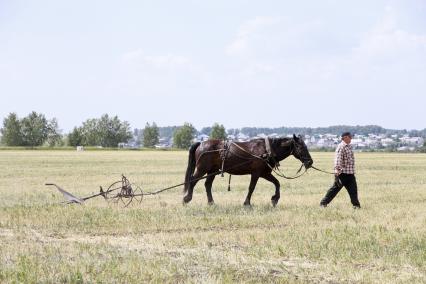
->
[183,134,313,206]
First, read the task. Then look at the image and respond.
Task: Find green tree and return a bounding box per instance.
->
[173,122,196,149]
[20,111,49,146]
[80,118,100,146]
[210,123,226,140]
[200,127,212,135]
[1,113,23,146]
[143,122,159,148]
[420,141,426,153]
[74,114,132,147]
[46,118,63,147]
[97,114,132,147]
[67,127,83,147]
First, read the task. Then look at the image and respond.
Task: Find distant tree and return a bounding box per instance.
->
[74,114,132,147]
[227,128,240,136]
[173,122,196,149]
[143,122,159,148]
[210,123,226,140]
[20,111,49,146]
[80,118,100,146]
[158,126,179,138]
[97,114,132,147]
[133,128,143,146]
[420,142,426,153]
[67,127,83,147]
[1,113,23,146]
[46,118,63,147]
[200,127,212,135]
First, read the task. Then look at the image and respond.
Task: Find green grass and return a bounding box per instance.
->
[0,151,425,283]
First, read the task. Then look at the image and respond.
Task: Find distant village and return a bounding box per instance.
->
[154,132,425,152]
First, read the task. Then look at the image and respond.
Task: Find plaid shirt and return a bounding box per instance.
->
[334,141,355,174]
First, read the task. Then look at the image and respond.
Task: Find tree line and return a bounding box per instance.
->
[1,111,425,149]
[0,112,226,149]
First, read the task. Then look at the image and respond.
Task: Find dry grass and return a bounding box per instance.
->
[0,150,425,283]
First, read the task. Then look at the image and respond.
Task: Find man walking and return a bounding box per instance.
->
[320,132,361,208]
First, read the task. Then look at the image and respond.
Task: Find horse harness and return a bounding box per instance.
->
[263,137,281,169]
[217,137,306,180]
[220,140,231,177]
[196,137,333,194]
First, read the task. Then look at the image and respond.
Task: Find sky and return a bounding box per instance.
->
[1,0,425,132]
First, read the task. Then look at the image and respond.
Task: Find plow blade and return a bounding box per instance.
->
[45,183,85,204]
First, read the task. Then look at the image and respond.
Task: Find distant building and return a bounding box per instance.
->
[196,134,210,142]
[236,133,249,141]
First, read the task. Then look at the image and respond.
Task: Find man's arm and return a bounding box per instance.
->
[334,147,344,175]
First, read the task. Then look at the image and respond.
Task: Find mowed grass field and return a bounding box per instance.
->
[0,150,425,283]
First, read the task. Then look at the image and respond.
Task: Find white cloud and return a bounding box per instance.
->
[121,49,192,71]
[225,16,281,56]
[353,5,426,59]
[121,48,144,62]
[143,54,190,70]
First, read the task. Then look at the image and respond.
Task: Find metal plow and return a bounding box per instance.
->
[46,175,143,207]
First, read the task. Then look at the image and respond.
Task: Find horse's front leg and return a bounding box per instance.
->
[262,172,281,207]
[204,174,216,205]
[243,174,259,206]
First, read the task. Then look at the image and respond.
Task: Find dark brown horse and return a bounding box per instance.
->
[183,134,313,206]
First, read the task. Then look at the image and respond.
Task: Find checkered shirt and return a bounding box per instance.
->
[334,141,355,174]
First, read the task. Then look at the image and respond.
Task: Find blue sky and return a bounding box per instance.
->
[1,0,425,132]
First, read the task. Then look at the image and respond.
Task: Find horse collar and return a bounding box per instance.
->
[264,137,273,157]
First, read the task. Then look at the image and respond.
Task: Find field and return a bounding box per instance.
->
[0,150,425,283]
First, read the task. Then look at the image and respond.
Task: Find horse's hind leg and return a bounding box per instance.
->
[183,169,204,204]
[262,172,281,207]
[205,174,216,205]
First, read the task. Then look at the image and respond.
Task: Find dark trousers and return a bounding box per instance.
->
[320,173,360,207]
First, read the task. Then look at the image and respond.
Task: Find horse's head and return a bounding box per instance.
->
[292,134,313,169]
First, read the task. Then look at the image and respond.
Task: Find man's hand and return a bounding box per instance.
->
[334,168,341,176]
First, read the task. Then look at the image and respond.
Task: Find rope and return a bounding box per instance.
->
[133,159,254,197]
[228,142,264,160]
[266,163,308,179]
[228,141,307,180]
[310,165,335,175]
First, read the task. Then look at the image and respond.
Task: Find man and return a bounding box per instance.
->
[320,132,361,208]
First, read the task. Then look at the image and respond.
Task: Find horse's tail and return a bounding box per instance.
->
[184,142,201,193]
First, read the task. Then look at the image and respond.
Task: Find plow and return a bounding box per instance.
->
[45,172,222,207]
[46,175,144,207]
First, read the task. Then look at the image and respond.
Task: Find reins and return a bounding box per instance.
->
[227,140,309,180]
[133,158,255,197]
[228,140,335,179]
[267,163,308,179]
[310,165,335,175]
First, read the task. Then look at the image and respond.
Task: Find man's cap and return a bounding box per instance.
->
[341,132,352,138]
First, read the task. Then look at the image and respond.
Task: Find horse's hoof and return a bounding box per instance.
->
[208,201,215,206]
[243,204,253,210]
[243,202,251,207]
[183,196,192,204]
[271,196,280,207]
